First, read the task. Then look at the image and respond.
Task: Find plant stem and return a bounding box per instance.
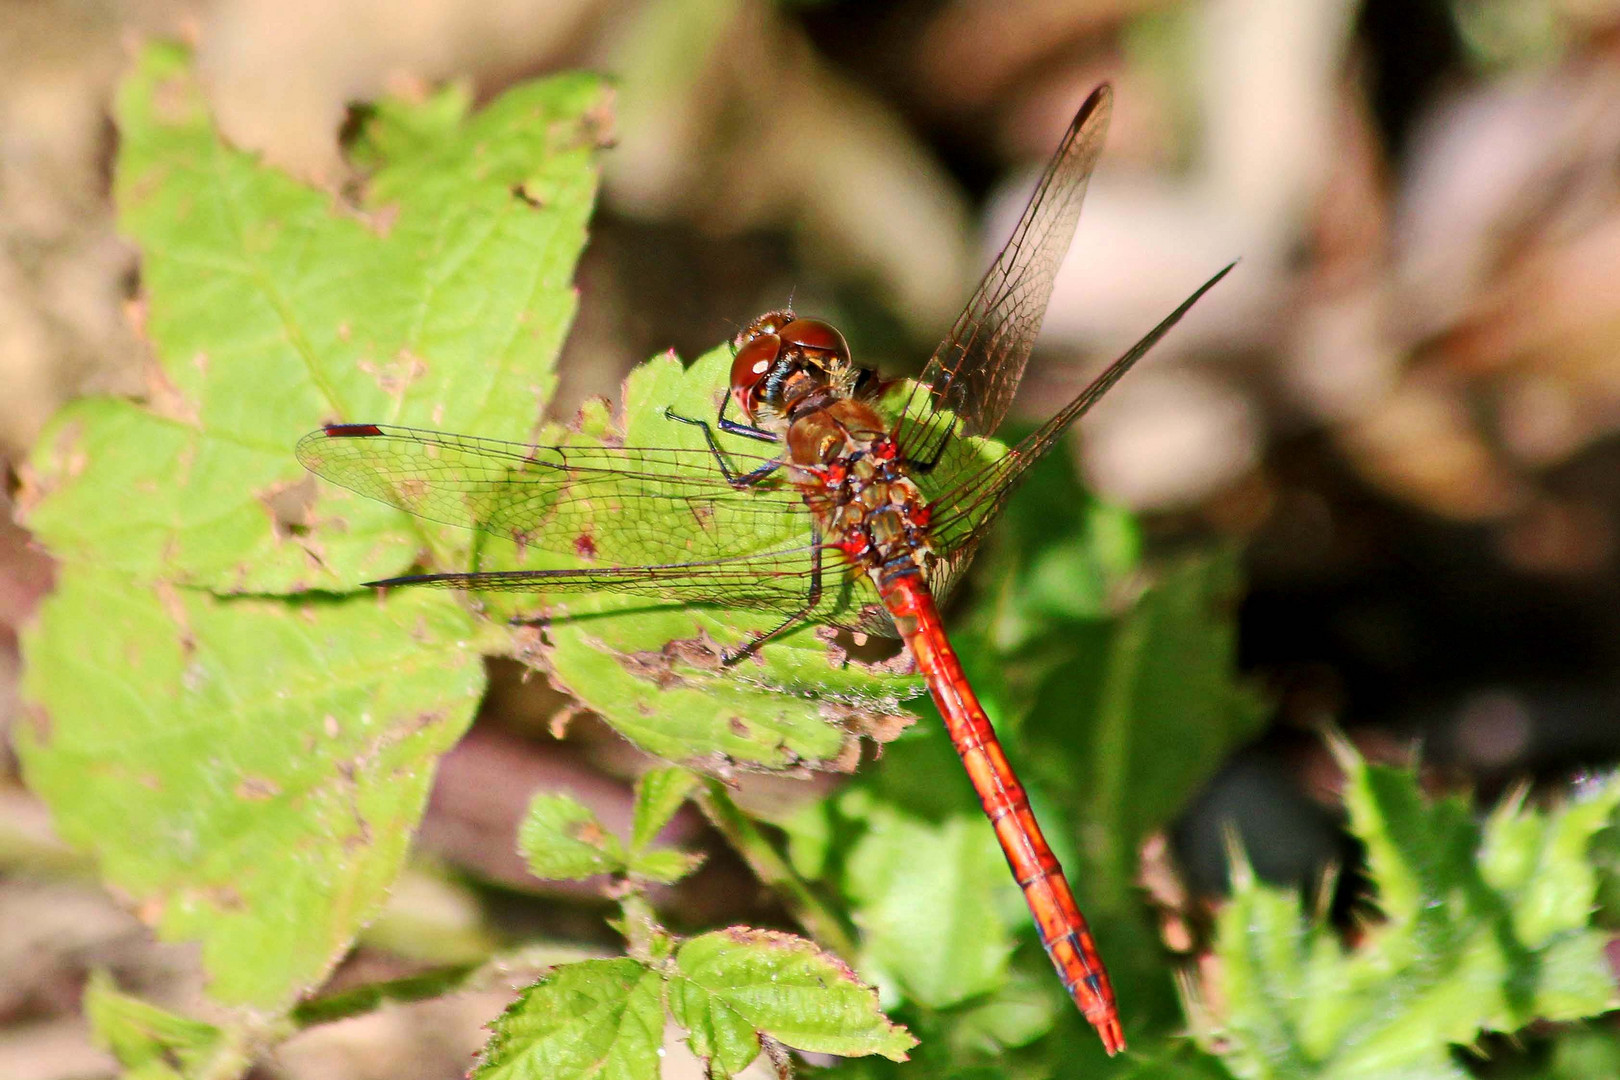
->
[696,780,858,960]
[617,890,669,964]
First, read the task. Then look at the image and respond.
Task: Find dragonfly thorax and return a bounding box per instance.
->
[787,409,936,580]
[729,310,868,430]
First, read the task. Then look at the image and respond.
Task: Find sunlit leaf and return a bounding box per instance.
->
[473,959,664,1080]
[16,45,598,1011]
[492,346,924,769]
[841,793,1020,1008]
[16,569,483,1007]
[631,848,707,885]
[630,766,700,852]
[669,928,915,1075]
[23,43,604,593]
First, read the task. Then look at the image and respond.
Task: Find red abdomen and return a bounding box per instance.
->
[879,572,1125,1055]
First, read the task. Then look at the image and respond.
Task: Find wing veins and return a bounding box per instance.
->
[894,85,1114,464]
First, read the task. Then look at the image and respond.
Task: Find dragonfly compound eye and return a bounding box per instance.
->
[778,318,850,366]
[732,309,796,350]
[729,332,781,419]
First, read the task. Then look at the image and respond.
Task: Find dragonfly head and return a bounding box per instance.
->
[730,310,851,423]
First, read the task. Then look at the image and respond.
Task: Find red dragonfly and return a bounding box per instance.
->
[298,84,1229,1054]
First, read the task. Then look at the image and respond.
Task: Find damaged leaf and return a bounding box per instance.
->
[17,568,482,1009]
[16,44,597,1012]
[25,43,603,593]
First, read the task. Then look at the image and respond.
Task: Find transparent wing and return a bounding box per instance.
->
[924,264,1236,564]
[894,84,1112,466]
[296,422,814,574]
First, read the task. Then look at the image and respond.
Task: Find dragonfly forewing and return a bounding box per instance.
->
[893,84,1113,465]
[296,424,810,569]
[296,424,886,626]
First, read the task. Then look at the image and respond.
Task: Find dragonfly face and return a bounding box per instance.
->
[728,310,859,432]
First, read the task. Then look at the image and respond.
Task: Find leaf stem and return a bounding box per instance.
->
[196,1026,257,1080]
[696,780,858,960]
[616,890,667,964]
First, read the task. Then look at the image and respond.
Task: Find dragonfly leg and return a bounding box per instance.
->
[721,530,826,665]
[716,394,779,442]
[664,406,783,488]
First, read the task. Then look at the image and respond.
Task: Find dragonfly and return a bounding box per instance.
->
[297,83,1231,1055]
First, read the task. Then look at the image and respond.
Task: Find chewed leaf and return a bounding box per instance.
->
[21,42,604,593]
[16,569,483,1009]
[16,45,594,1015]
[518,793,628,881]
[84,971,232,1080]
[508,347,923,770]
[473,959,664,1080]
[670,928,915,1075]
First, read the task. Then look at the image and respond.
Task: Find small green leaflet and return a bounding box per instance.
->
[628,767,706,883]
[518,767,704,885]
[1198,739,1620,1078]
[84,971,238,1080]
[519,794,630,881]
[631,766,701,851]
[670,929,916,1072]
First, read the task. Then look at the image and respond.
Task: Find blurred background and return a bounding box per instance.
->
[4,0,1620,1076]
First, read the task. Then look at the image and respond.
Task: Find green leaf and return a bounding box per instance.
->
[1019,549,1269,893]
[944,974,1060,1055]
[473,959,665,1080]
[627,847,707,884]
[841,793,1020,1008]
[16,44,595,1013]
[1200,743,1620,1077]
[84,971,238,1080]
[518,793,628,881]
[24,43,604,593]
[669,928,916,1075]
[16,568,483,1008]
[971,438,1142,644]
[630,766,699,852]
